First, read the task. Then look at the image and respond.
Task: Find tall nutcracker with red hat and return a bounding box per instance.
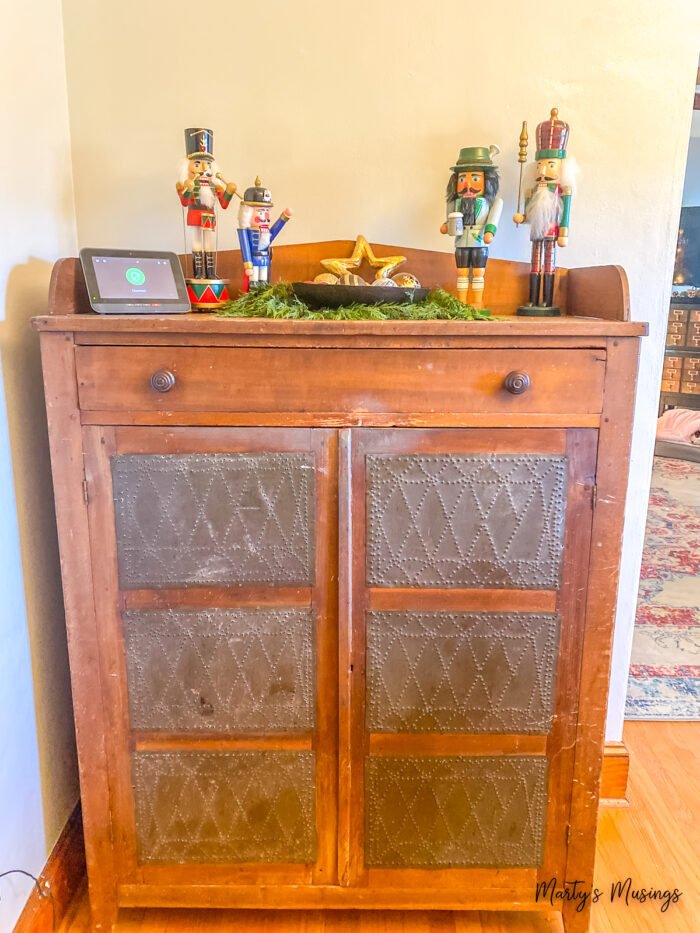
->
[176,127,238,308]
[237,177,293,291]
[513,108,577,315]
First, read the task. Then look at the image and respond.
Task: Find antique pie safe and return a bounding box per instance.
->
[35,244,644,932]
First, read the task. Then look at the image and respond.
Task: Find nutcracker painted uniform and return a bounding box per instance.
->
[441,146,503,306]
[237,178,293,291]
[513,108,575,314]
[176,127,237,280]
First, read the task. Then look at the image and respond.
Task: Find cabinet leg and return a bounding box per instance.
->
[562,898,591,932]
[89,889,119,933]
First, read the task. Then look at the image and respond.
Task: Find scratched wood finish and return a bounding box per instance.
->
[74,346,606,415]
[38,332,119,932]
[340,428,596,892]
[36,254,643,933]
[57,722,699,931]
[561,338,641,933]
[81,425,339,902]
[45,243,633,321]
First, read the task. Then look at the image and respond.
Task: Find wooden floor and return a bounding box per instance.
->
[59,722,699,933]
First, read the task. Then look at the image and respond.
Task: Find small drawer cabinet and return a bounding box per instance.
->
[35,248,644,932]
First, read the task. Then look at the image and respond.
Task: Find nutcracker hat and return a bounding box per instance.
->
[535,108,570,160]
[185,127,215,162]
[243,176,273,207]
[450,145,501,172]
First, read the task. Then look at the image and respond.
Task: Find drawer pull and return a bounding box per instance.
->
[150,369,175,393]
[504,371,530,395]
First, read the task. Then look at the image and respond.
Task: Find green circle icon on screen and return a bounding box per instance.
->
[125,267,146,285]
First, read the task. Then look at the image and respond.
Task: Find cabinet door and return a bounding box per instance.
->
[339,428,596,902]
[83,426,337,888]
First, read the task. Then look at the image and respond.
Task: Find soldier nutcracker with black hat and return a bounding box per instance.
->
[440,145,503,306]
[176,127,238,308]
[513,108,577,315]
[237,177,293,291]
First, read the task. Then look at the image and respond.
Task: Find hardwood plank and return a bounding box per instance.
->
[116,887,547,910]
[73,332,611,348]
[137,864,313,888]
[42,246,633,323]
[12,803,85,933]
[563,338,641,933]
[58,722,698,932]
[539,429,598,886]
[60,899,561,933]
[337,430,368,887]
[38,332,119,932]
[348,427,567,455]
[311,430,340,886]
[83,426,142,886]
[80,411,602,429]
[60,901,561,932]
[74,347,606,415]
[336,430,353,889]
[566,266,630,322]
[132,733,313,752]
[34,314,647,337]
[592,722,700,932]
[112,425,316,454]
[368,735,547,756]
[81,424,340,895]
[368,589,557,612]
[122,587,312,609]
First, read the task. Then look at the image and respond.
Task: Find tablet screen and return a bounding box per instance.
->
[91,255,179,300]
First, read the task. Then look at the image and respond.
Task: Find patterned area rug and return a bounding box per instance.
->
[625,456,700,719]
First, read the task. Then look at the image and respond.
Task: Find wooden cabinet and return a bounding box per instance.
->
[35,249,644,932]
[659,301,700,409]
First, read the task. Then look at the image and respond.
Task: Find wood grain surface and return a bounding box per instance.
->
[38,255,645,933]
[74,346,606,415]
[43,243,633,321]
[56,722,699,931]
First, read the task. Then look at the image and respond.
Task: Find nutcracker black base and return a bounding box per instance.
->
[516,304,561,316]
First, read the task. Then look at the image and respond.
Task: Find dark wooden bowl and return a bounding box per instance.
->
[292,282,429,309]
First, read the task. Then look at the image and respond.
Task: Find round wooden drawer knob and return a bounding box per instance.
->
[504,371,530,395]
[150,369,176,393]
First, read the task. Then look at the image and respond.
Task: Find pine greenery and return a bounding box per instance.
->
[216,283,493,321]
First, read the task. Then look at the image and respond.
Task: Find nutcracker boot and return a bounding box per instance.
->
[528,272,541,306]
[542,273,558,310]
[456,267,470,304]
[470,269,485,308]
[205,251,216,279]
[192,250,204,279]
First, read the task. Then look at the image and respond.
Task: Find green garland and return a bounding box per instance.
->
[216,282,492,321]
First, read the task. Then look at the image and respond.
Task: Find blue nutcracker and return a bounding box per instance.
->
[237,177,293,291]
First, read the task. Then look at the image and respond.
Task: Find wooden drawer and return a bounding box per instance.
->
[75,347,606,414]
[667,320,687,342]
[687,322,700,348]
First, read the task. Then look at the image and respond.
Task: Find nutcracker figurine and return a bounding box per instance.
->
[176,127,237,309]
[513,108,576,315]
[440,146,503,306]
[237,177,293,291]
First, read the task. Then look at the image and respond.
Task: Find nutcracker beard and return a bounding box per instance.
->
[196,180,216,209]
[445,169,499,229]
[525,185,562,240]
[460,196,478,227]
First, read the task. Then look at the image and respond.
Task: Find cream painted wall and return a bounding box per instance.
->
[60,0,699,742]
[0,1,79,928]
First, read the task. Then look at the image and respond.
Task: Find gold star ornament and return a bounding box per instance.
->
[321,235,406,280]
